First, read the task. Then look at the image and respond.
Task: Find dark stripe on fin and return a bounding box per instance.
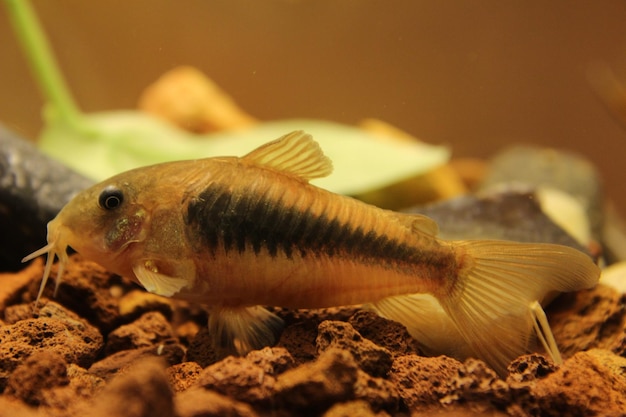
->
[185,183,429,266]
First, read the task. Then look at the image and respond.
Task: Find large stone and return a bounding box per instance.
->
[0,124,93,271]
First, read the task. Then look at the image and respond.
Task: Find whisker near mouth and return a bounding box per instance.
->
[22,241,69,306]
[53,250,69,297]
[22,242,55,263]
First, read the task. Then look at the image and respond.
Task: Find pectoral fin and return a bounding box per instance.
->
[132,261,192,297]
[208,306,284,356]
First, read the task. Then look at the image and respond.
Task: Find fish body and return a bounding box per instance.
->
[24,131,600,374]
[180,162,457,309]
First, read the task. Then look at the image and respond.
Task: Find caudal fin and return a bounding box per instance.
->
[435,240,599,374]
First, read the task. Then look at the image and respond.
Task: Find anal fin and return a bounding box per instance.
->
[368,294,473,360]
[208,306,284,356]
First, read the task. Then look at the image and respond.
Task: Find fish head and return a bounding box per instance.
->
[23,178,150,303]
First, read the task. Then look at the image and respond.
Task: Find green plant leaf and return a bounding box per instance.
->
[39,113,450,195]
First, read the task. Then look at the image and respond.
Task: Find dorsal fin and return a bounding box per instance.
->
[242,131,333,182]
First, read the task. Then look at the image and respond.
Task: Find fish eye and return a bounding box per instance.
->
[98,186,124,210]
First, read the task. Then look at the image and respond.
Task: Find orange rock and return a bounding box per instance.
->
[138,66,257,133]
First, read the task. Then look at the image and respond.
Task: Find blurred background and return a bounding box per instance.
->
[1,0,626,212]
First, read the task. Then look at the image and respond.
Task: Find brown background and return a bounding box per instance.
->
[1,1,626,214]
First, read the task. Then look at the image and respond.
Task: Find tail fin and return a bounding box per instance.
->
[436,240,599,374]
[372,240,600,375]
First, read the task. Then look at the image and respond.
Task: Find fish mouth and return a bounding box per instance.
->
[22,221,70,306]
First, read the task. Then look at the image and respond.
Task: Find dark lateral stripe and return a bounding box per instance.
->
[189,185,230,251]
[184,183,424,265]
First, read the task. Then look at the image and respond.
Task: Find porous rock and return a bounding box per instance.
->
[4,350,69,406]
[3,301,38,324]
[175,387,259,417]
[273,304,361,358]
[348,310,423,357]
[316,320,393,377]
[185,327,219,368]
[531,349,626,416]
[2,351,104,414]
[105,311,176,355]
[86,357,175,417]
[322,399,390,417]
[353,369,401,413]
[194,355,275,405]
[0,396,40,417]
[166,362,202,393]
[440,359,510,410]
[89,342,185,380]
[25,255,124,333]
[547,284,626,357]
[506,353,558,385]
[0,300,103,389]
[245,346,295,376]
[63,363,105,401]
[273,348,359,413]
[388,354,462,409]
[276,319,319,365]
